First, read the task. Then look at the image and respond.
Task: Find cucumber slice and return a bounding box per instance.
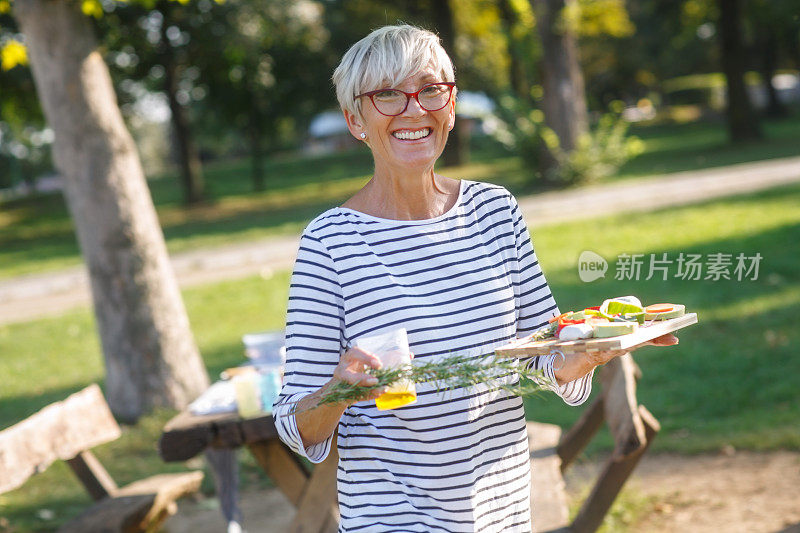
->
[600,296,643,317]
[592,321,638,338]
[644,303,686,320]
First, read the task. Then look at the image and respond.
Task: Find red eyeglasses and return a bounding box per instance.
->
[355,82,456,117]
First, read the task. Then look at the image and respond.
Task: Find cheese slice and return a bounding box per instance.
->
[558,323,594,341]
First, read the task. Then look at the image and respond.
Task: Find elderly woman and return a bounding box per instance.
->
[273,24,675,532]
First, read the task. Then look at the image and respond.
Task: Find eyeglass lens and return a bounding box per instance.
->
[372,84,452,116]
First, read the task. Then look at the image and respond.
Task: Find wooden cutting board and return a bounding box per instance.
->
[495,313,698,356]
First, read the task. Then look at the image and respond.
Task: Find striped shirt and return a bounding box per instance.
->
[273,180,593,532]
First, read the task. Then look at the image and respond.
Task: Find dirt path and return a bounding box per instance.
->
[2,156,800,326]
[567,451,800,533]
[164,451,800,533]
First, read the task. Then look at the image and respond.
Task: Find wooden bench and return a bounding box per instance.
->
[528,353,660,533]
[0,384,203,532]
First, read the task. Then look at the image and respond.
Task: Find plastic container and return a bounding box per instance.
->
[232,370,262,418]
[258,368,282,414]
[355,328,416,410]
[242,331,286,368]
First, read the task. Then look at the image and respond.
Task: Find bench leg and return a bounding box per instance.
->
[570,406,660,533]
[248,440,310,506]
[557,397,605,472]
[287,439,339,533]
[248,438,338,533]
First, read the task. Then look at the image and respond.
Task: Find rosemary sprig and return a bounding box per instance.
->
[279,353,553,416]
[529,322,557,340]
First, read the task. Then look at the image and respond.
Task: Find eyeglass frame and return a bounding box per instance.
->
[355,81,457,117]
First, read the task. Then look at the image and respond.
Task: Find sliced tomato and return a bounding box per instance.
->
[557,315,586,334]
[645,303,675,314]
[548,312,573,324]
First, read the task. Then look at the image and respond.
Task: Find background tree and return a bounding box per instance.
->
[532,0,589,173]
[430,0,467,166]
[532,0,588,151]
[747,0,797,118]
[194,0,332,191]
[719,0,762,141]
[0,12,51,189]
[157,1,206,203]
[11,0,209,422]
[101,1,207,204]
[497,0,537,104]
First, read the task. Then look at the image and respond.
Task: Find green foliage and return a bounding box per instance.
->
[450,0,510,93]
[0,14,50,189]
[567,0,636,38]
[492,95,643,187]
[554,109,644,185]
[96,0,336,187]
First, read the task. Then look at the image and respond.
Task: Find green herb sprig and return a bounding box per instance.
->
[280,353,553,416]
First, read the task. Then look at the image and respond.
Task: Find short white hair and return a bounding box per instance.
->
[332,24,455,119]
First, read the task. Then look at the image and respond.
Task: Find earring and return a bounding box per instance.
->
[360,132,367,139]
[448,123,454,131]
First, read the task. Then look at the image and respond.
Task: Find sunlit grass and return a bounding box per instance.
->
[615,114,800,180]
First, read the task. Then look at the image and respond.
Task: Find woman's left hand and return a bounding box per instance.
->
[584,333,679,367]
[645,333,679,347]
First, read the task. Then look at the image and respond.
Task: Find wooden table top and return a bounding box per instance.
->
[158,410,279,462]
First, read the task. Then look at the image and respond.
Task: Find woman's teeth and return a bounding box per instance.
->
[392,128,431,140]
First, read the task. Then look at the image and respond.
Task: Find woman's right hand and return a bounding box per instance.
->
[328,347,386,405]
[296,347,387,447]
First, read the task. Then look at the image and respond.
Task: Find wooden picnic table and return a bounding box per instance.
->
[158,410,338,533]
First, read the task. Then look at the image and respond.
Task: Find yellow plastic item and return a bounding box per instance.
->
[375,390,418,410]
[233,372,262,418]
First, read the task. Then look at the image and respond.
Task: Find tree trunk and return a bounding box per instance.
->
[430,0,468,167]
[532,0,589,153]
[758,30,787,117]
[719,0,762,141]
[14,0,209,423]
[786,27,800,71]
[161,23,205,205]
[498,0,531,103]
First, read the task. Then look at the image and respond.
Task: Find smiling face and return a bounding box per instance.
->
[344,68,456,176]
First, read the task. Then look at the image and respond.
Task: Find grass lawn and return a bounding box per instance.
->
[615,114,800,180]
[523,182,800,454]
[1,113,799,281]
[1,182,798,530]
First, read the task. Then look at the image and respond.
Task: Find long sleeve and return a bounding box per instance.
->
[509,194,593,406]
[272,230,344,463]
